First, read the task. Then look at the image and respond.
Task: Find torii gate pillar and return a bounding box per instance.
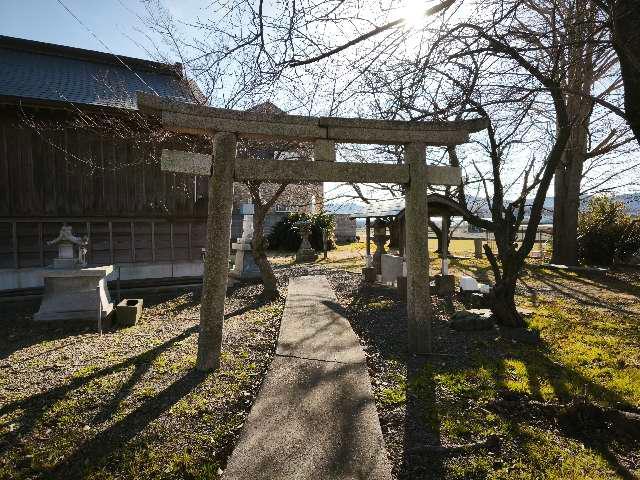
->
[197,132,236,371]
[405,143,431,354]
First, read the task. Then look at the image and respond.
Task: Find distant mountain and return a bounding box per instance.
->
[324,193,640,222]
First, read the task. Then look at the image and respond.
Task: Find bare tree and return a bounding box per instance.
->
[355,2,573,326]
[246,181,288,298]
[594,0,640,145]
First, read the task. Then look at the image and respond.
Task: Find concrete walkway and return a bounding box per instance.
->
[223,275,392,480]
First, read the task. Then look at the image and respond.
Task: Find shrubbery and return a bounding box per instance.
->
[577,196,640,266]
[268,211,336,252]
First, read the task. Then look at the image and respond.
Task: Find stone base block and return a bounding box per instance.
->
[34,266,114,328]
[434,274,455,296]
[116,298,143,327]
[296,248,318,263]
[450,309,494,331]
[230,244,261,279]
[362,267,376,283]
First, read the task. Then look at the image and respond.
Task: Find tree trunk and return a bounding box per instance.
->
[484,244,526,328]
[552,0,595,266]
[488,274,524,327]
[552,147,584,266]
[609,0,640,145]
[251,205,279,299]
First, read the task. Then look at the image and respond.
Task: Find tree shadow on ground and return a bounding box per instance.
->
[0,325,200,470]
[340,281,447,478]
[48,369,208,479]
[0,299,102,362]
[340,279,639,479]
[544,266,640,299]
[522,272,638,316]
[483,340,639,479]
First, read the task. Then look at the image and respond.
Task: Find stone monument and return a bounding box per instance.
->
[372,219,389,274]
[294,220,318,262]
[34,224,114,328]
[230,203,261,279]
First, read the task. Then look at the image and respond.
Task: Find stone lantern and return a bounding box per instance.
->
[47,223,88,269]
[372,219,389,274]
[230,203,261,279]
[294,220,318,262]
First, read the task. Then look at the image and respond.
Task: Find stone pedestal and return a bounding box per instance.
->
[230,242,261,279]
[294,221,318,263]
[34,266,114,325]
[362,267,377,283]
[230,203,261,279]
[434,274,455,297]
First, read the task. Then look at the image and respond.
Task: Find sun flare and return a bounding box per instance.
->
[399,0,428,28]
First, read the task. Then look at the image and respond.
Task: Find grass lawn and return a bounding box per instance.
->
[318,244,640,479]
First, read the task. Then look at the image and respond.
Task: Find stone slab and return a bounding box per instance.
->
[42,265,113,278]
[223,356,391,480]
[276,276,365,364]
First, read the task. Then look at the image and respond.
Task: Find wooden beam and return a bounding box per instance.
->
[12,221,18,269]
[38,222,44,267]
[151,221,156,263]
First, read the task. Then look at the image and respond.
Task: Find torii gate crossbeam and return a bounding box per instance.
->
[137,92,487,371]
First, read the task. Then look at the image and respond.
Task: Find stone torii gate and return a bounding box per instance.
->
[137,92,487,370]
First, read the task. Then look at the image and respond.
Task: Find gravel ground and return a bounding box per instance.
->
[0,280,285,479]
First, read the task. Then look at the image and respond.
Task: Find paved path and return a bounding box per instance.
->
[223,275,392,480]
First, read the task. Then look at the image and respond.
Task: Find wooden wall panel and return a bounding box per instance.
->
[134,221,153,262]
[112,221,132,263]
[0,222,13,268]
[90,222,111,265]
[154,222,171,262]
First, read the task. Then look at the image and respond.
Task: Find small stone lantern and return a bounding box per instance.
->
[372,219,389,274]
[294,220,318,262]
[47,223,88,269]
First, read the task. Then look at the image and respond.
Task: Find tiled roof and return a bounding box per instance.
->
[0,35,202,110]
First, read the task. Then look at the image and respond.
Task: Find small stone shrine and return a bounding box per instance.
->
[34,224,114,327]
[294,220,318,262]
[230,203,261,279]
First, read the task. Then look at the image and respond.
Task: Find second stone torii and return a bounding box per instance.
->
[137,91,487,371]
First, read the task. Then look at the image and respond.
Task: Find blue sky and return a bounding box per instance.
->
[1,0,196,60]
